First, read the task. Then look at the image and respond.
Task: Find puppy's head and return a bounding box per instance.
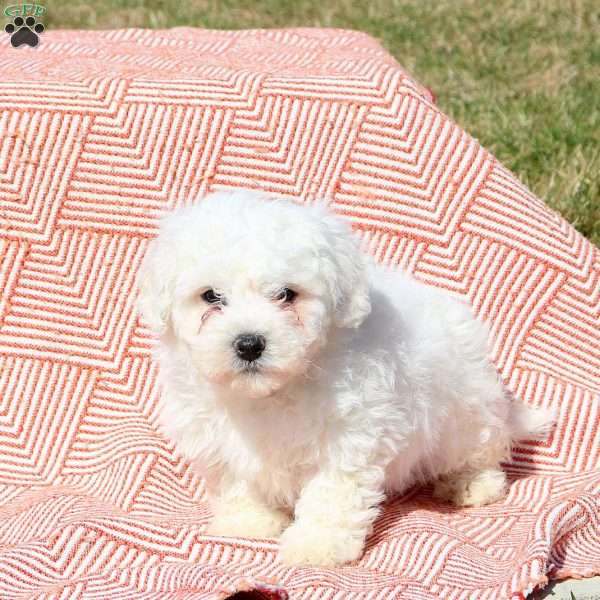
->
[137,190,370,399]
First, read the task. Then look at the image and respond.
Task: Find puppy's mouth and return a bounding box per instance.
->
[239,361,261,375]
[227,357,293,399]
[231,356,267,376]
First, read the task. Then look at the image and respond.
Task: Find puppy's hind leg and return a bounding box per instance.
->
[433,466,507,507]
[433,402,556,508]
[433,426,509,507]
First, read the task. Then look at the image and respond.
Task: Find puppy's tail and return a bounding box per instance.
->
[508,402,556,441]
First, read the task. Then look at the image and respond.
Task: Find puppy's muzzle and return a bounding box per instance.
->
[233,333,266,362]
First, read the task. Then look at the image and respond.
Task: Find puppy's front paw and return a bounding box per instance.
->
[207,504,291,539]
[279,520,366,567]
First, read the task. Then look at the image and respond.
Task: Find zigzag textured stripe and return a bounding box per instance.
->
[0,28,598,599]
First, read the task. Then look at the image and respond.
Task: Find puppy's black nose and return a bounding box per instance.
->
[233,333,266,362]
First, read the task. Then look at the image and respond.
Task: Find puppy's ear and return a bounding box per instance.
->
[136,231,177,334]
[319,209,371,329]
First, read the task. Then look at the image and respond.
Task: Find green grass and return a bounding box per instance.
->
[46,0,600,245]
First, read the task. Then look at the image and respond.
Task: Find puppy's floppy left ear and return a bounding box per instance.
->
[136,239,171,333]
[318,209,371,329]
[136,218,179,334]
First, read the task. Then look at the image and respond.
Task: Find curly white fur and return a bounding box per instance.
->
[136,189,553,567]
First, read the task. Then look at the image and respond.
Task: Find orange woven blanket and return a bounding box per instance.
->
[0,28,598,599]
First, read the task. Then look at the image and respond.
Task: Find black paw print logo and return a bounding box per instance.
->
[5,16,44,47]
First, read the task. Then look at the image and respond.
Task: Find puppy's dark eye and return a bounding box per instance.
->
[201,289,224,304]
[275,288,297,303]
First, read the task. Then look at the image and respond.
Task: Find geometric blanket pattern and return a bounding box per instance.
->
[0,28,598,600]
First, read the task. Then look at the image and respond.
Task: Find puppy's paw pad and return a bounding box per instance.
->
[207,507,290,539]
[279,521,365,567]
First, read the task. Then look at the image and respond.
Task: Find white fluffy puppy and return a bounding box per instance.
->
[137,189,551,567]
